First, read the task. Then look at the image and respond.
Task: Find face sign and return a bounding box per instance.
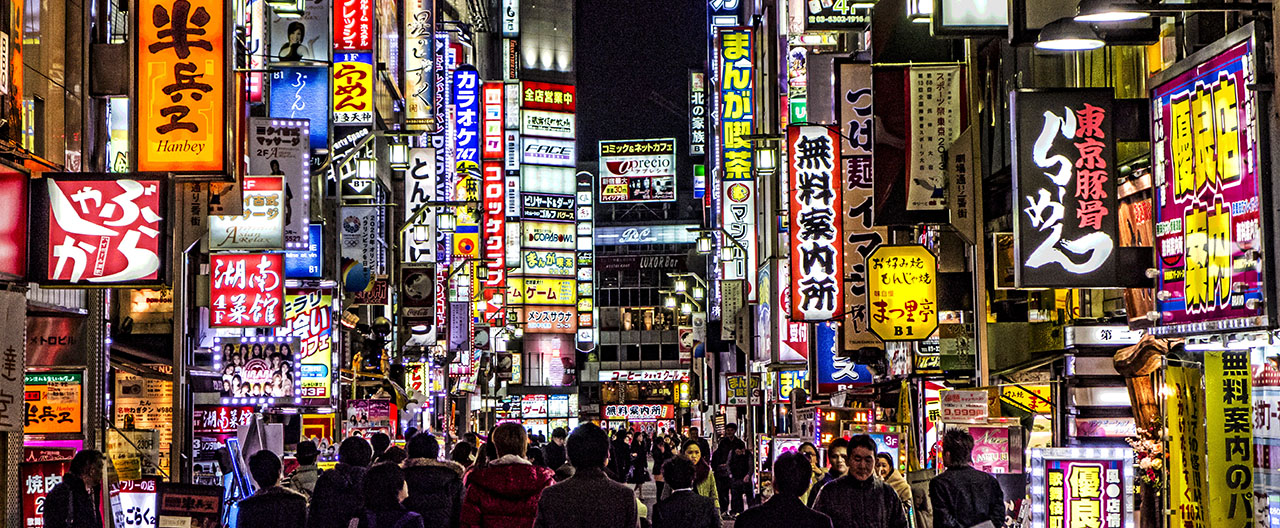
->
[848,446,875,481]
[684,444,702,465]
[876,456,892,479]
[829,447,848,474]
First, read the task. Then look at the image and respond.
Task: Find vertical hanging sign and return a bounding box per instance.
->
[404,0,435,131]
[452,66,481,260]
[333,52,374,125]
[136,0,228,174]
[689,71,707,156]
[403,148,436,263]
[867,245,937,341]
[1011,89,1118,288]
[333,0,373,51]
[837,62,884,350]
[1204,350,1255,526]
[788,126,843,321]
[718,28,757,300]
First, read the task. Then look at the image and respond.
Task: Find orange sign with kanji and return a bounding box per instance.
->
[137,0,226,173]
[867,245,937,341]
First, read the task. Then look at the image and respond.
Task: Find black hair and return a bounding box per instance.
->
[662,456,696,489]
[848,434,877,454]
[724,423,738,431]
[827,437,850,451]
[69,449,105,476]
[339,436,374,467]
[774,452,815,497]
[566,422,610,469]
[363,462,408,511]
[370,432,391,455]
[450,443,475,466]
[943,428,975,465]
[876,452,895,465]
[408,433,440,460]
[248,449,282,489]
[381,446,408,465]
[287,21,305,36]
[551,427,567,439]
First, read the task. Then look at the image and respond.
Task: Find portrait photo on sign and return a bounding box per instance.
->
[270,0,330,63]
[217,339,299,399]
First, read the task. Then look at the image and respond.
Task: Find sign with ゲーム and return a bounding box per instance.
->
[940,390,988,424]
[867,245,937,341]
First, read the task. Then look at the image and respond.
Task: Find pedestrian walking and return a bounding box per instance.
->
[679,438,719,511]
[808,438,848,506]
[812,434,908,528]
[797,443,826,506]
[735,451,833,528]
[460,423,556,528]
[403,434,465,528]
[310,436,374,528]
[542,428,568,473]
[287,440,323,499]
[534,423,640,528]
[651,434,674,498]
[43,449,105,528]
[628,432,651,492]
[727,434,754,515]
[711,423,745,516]
[238,450,309,528]
[651,457,719,528]
[929,429,1005,528]
[351,462,425,528]
[609,429,631,483]
[878,452,913,516]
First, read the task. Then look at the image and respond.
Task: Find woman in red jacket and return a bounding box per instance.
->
[460,423,556,528]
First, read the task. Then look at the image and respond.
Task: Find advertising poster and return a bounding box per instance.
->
[718,28,757,300]
[508,277,576,306]
[115,373,173,474]
[345,399,393,438]
[341,205,388,275]
[109,478,158,528]
[270,0,329,63]
[1011,89,1118,288]
[269,66,329,150]
[866,245,938,341]
[20,459,70,528]
[598,139,677,203]
[870,65,964,224]
[1031,448,1133,528]
[285,224,324,279]
[24,372,81,434]
[776,369,807,403]
[1150,29,1265,336]
[522,222,576,250]
[136,0,226,174]
[208,176,286,250]
[1205,350,1254,525]
[33,175,166,286]
[333,52,375,125]
[216,338,299,399]
[209,253,285,327]
[788,126,844,321]
[522,194,576,222]
[940,389,988,424]
[725,374,759,406]
[279,290,334,399]
[248,118,311,249]
[967,426,1013,474]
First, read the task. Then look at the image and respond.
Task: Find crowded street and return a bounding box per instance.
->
[0,0,1271,527]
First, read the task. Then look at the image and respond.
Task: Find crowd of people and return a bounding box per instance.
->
[41,425,1006,528]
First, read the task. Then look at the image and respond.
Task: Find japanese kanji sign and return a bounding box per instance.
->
[906,66,965,211]
[333,52,374,125]
[0,290,23,432]
[1165,365,1206,528]
[483,82,505,159]
[209,253,284,328]
[279,290,333,399]
[814,320,871,393]
[718,28,757,299]
[867,245,937,341]
[333,0,372,51]
[248,118,310,249]
[269,65,329,150]
[1151,30,1266,336]
[605,404,674,421]
[1012,89,1118,288]
[191,405,255,434]
[208,176,285,250]
[24,372,82,434]
[136,0,227,174]
[1030,448,1134,528]
[21,460,71,528]
[403,147,436,264]
[34,174,167,286]
[507,277,576,306]
[512,306,577,334]
[405,0,435,131]
[788,126,844,321]
[599,139,677,203]
[689,70,706,156]
[1204,350,1254,526]
[480,161,507,324]
[521,81,575,112]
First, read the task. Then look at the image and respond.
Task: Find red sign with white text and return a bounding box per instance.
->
[21,459,70,527]
[481,162,506,324]
[521,82,576,112]
[333,0,373,51]
[210,253,284,327]
[483,83,505,160]
[42,175,165,285]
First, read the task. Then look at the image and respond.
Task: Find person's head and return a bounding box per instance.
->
[295,440,320,466]
[943,428,975,468]
[724,423,738,438]
[463,432,481,446]
[551,427,567,446]
[450,443,475,466]
[408,433,440,460]
[363,462,409,511]
[773,451,815,498]
[382,446,408,465]
[287,21,305,44]
[339,436,374,467]
[492,422,528,457]
[826,437,849,476]
[688,427,699,437]
[876,453,896,479]
[404,427,419,443]
[662,456,696,489]
[798,442,819,468]
[847,435,877,481]
[69,449,106,487]
[248,449,283,489]
[566,422,611,469]
[370,432,391,455]
[680,438,703,465]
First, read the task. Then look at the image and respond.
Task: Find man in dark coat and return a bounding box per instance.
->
[930,429,1006,528]
[736,451,833,528]
[44,450,105,528]
[238,449,308,528]
[534,423,639,528]
[403,434,466,528]
[309,436,374,528]
[651,456,720,528]
[813,435,908,528]
[711,423,745,516]
[542,427,568,473]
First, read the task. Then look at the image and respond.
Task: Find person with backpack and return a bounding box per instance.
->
[351,462,425,528]
[310,437,374,528]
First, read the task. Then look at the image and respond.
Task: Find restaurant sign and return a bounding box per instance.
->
[866,245,937,341]
[1030,447,1134,528]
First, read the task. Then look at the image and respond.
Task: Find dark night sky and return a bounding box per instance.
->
[575,1,709,224]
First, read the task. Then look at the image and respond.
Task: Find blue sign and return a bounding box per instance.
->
[453,66,481,166]
[270,66,330,150]
[285,224,323,278]
[815,321,872,393]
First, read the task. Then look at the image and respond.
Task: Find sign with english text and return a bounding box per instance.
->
[599,139,677,203]
[208,176,285,250]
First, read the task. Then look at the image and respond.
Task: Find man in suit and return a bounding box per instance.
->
[652,456,721,528]
[238,449,308,528]
[736,452,834,528]
[534,423,640,528]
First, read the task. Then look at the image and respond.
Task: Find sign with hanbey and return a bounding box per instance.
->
[867,245,937,341]
[788,126,844,321]
[136,0,227,174]
[34,174,167,286]
[333,52,374,125]
[1011,89,1118,288]
[210,253,285,328]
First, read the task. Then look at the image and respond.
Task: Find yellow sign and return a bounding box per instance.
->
[1000,384,1053,414]
[1204,351,1253,526]
[507,277,576,306]
[24,373,82,434]
[136,0,226,173]
[726,374,760,405]
[1166,366,1206,528]
[333,52,374,125]
[866,245,937,340]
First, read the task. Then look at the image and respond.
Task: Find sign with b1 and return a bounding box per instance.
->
[940,389,988,424]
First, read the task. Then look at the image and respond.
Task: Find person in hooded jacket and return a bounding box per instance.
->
[310,436,374,528]
[403,434,466,528]
[460,423,556,528]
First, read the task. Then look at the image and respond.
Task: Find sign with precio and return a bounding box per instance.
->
[599,138,677,203]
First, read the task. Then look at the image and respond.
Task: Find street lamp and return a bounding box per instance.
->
[681,303,693,316]
[674,278,687,294]
[665,295,677,310]
[692,285,705,301]
[389,142,410,170]
[1074,0,1270,23]
[356,158,375,182]
[696,233,714,255]
[437,210,457,232]
[1034,18,1105,51]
